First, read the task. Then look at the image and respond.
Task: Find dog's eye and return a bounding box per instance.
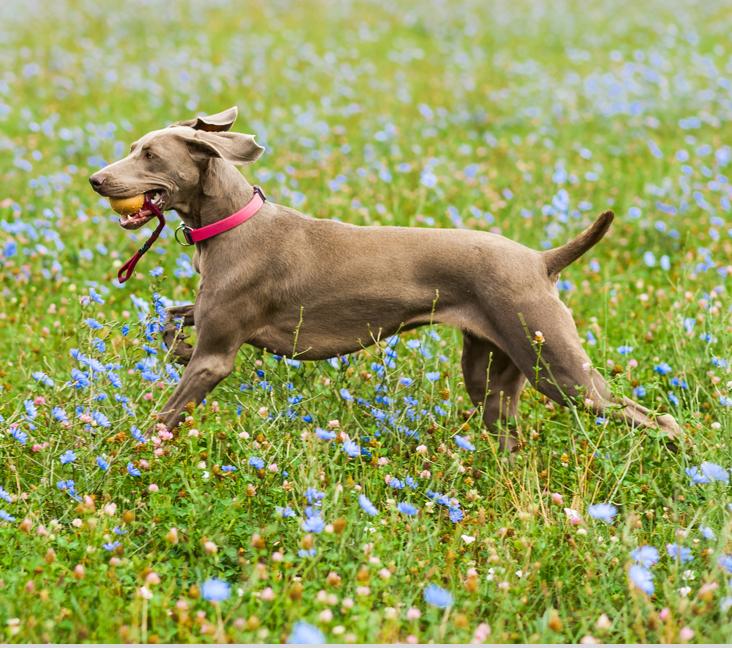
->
[145,150,154,160]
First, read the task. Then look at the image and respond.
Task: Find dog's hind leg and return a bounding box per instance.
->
[497,297,681,443]
[162,304,195,365]
[461,333,526,452]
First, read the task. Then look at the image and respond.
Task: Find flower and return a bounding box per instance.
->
[96,456,109,471]
[667,544,693,563]
[0,509,15,522]
[397,502,418,516]
[60,450,76,465]
[277,506,296,518]
[127,462,141,477]
[425,371,440,382]
[631,546,659,568]
[339,388,353,401]
[654,362,672,375]
[305,488,325,504]
[587,503,617,523]
[717,555,732,574]
[201,578,230,602]
[449,507,464,523]
[288,621,325,644]
[453,435,475,451]
[699,526,716,540]
[629,565,654,595]
[359,495,378,516]
[423,584,453,608]
[10,427,27,445]
[700,462,729,483]
[302,515,325,533]
[315,428,336,441]
[343,440,360,457]
[249,456,265,470]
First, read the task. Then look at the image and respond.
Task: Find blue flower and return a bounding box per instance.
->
[425,371,440,382]
[631,545,659,567]
[629,565,654,595]
[700,462,729,483]
[103,541,121,552]
[718,555,732,574]
[32,371,54,387]
[666,543,693,563]
[288,621,325,644]
[60,450,76,465]
[249,456,265,470]
[0,487,11,503]
[587,503,617,523]
[0,509,15,522]
[96,456,109,471]
[127,462,141,477]
[302,515,325,533]
[449,507,464,523]
[221,465,237,473]
[397,502,418,516]
[85,318,103,330]
[633,386,646,398]
[389,477,404,490]
[686,466,709,484]
[453,435,475,451]
[130,427,147,443]
[339,388,353,401]
[11,428,28,445]
[277,506,296,518]
[359,494,378,516]
[202,578,230,602]
[617,345,633,355]
[700,526,716,540]
[343,440,360,457]
[654,362,672,375]
[305,488,325,504]
[315,428,336,441]
[423,584,453,608]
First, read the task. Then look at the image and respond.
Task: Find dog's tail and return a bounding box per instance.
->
[542,210,614,277]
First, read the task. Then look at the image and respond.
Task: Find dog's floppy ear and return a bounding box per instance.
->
[171,107,239,132]
[181,130,265,165]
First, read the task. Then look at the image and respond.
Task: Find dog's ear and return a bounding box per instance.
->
[181,130,265,165]
[170,107,239,132]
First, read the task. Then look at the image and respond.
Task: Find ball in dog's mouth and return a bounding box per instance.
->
[111,192,165,229]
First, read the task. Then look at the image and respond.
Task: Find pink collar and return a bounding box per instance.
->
[175,186,266,246]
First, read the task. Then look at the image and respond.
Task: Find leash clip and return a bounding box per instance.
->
[252,185,266,202]
[174,223,194,246]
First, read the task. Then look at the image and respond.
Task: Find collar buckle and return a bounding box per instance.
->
[174,223,194,246]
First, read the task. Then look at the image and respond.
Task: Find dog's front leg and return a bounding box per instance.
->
[154,310,243,432]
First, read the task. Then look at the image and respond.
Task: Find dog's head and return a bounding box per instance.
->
[88,107,264,229]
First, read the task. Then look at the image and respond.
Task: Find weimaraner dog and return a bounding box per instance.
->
[89,107,681,451]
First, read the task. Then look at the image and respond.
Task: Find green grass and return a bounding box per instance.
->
[1,0,731,642]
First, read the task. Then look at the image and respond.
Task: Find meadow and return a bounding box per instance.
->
[1,0,731,642]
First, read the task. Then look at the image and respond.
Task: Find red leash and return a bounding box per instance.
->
[117,199,166,284]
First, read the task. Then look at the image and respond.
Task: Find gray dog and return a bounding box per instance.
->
[89,107,680,451]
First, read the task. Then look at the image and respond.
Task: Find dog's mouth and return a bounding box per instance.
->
[119,191,167,230]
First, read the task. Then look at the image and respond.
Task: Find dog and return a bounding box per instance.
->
[89,107,681,451]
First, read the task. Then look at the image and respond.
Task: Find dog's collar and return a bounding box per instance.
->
[175,186,266,246]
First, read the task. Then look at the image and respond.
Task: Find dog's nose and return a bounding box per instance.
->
[89,173,105,190]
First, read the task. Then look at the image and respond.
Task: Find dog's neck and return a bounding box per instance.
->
[177,159,255,229]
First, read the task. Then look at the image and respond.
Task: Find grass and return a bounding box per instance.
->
[1,0,731,642]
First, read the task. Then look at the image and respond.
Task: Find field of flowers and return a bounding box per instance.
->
[1,0,731,643]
